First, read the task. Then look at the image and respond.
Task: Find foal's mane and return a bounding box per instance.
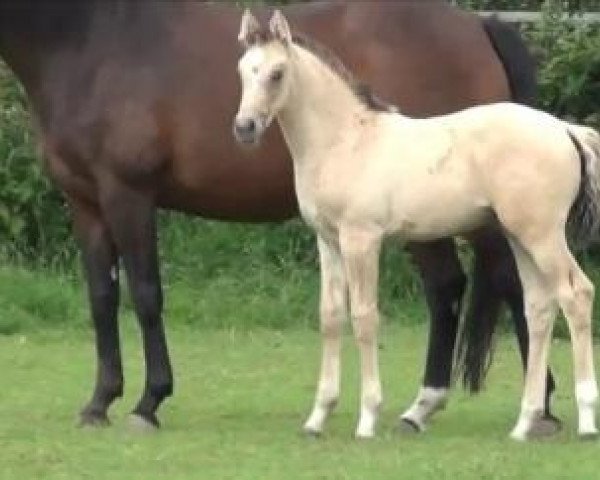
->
[291,34,397,113]
[246,28,397,113]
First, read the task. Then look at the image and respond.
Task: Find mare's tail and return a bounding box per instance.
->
[482,15,537,105]
[456,15,538,394]
[565,124,600,248]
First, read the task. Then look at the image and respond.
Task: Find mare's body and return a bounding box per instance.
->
[0,1,542,428]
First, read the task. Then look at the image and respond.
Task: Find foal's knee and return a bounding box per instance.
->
[351,307,379,344]
[575,275,594,304]
[524,295,555,339]
[558,272,594,332]
[564,272,595,302]
[320,306,344,339]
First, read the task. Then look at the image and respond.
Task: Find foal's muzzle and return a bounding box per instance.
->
[233,117,259,145]
[233,114,267,146]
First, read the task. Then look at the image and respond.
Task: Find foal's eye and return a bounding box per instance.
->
[270,69,284,83]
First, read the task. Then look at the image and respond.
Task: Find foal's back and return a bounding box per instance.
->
[356,103,581,240]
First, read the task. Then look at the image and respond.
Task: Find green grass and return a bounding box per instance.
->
[2,216,600,478]
[0,215,427,334]
[1,324,600,480]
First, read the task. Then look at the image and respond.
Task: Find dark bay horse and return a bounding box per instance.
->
[0,1,553,431]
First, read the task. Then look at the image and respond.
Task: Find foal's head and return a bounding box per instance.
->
[234,10,294,146]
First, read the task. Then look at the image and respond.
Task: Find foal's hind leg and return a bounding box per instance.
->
[303,235,348,436]
[505,238,558,441]
[509,235,598,440]
[71,197,123,427]
[339,227,383,439]
[400,240,465,432]
[554,251,598,437]
[470,230,559,426]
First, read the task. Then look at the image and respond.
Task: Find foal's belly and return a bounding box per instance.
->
[394,202,492,241]
[388,174,492,241]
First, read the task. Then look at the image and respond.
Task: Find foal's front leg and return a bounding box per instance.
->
[304,236,348,436]
[340,227,383,439]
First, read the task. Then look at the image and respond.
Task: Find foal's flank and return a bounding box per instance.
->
[234,9,600,441]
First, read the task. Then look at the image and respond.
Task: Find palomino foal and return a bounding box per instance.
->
[233,10,600,440]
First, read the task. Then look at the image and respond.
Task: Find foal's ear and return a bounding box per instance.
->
[238,9,261,48]
[269,10,292,46]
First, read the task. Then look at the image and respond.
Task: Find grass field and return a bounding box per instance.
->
[1,216,600,479]
[1,322,600,480]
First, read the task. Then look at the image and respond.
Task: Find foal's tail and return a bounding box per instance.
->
[565,124,600,248]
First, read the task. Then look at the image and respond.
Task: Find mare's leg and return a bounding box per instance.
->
[339,227,383,439]
[303,236,348,436]
[400,240,466,432]
[471,230,558,423]
[72,197,123,426]
[99,177,172,429]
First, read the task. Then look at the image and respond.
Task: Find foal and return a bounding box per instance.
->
[233,10,600,441]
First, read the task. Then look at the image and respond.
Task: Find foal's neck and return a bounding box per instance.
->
[277,45,372,169]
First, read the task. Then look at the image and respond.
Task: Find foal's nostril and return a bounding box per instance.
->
[235,119,256,136]
[245,119,256,134]
[234,118,259,144]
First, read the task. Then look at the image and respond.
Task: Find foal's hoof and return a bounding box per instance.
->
[302,426,322,439]
[511,416,562,441]
[79,409,110,428]
[127,413,160,433]
[543,413,563,431]
[355,431,375,440]
[397,417,423,435]
[528,415,562,439]
[579,430,599,441]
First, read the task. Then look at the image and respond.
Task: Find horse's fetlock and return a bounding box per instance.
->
[319,305,345,337]
[101,379,124,401]
[150,379,173,401]
[363,391,382,412]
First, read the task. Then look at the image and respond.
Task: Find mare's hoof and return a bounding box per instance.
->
[128,413,160,433]
[527,416,562,440]
[397,417,423,434]
[79,409,110,428]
